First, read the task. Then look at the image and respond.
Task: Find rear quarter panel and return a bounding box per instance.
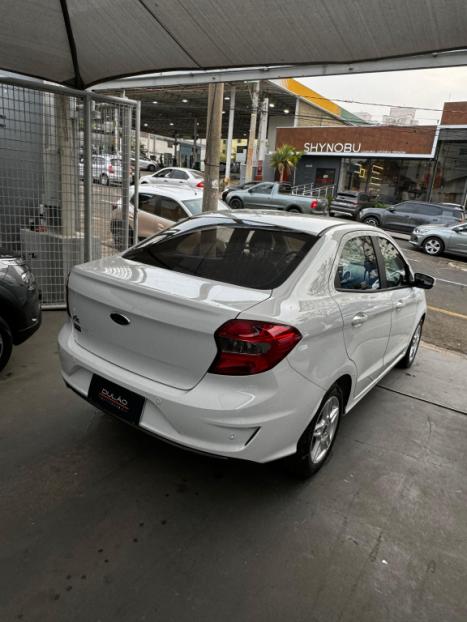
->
[240,235,355,394]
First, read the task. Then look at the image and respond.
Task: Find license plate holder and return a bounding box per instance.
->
[88,375,145,424]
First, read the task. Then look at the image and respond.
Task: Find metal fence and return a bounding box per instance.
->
[0,76,138,307]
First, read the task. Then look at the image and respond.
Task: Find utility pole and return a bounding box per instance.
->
[202,82,224,212]
[224,86,236,186]
[256,97,269,181]
[245,81,260,182]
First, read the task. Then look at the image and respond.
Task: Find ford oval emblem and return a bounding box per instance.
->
[110,313,131,326]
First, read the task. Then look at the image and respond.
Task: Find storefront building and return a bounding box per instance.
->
[275,102,467,206]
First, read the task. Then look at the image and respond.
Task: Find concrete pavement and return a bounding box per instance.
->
[1,312,467,622]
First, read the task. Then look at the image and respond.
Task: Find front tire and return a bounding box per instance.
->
[398,319,423,369]
[287,385,343,478]
[100,173,109,186]
[0,317,13,372]
[423,236,444,256]
[229,197,243,209]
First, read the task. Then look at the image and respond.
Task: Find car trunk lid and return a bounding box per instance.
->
[68,255,271,390]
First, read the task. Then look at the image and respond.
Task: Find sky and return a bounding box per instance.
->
[299,67,467,125]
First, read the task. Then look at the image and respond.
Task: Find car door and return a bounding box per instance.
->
[414,203,443,227]
[136,194,171,238]
[244,183,275,208]
[449,224,467,255]
[375,236,420,365]
[385,202,418,231]
[331,234,393,397]
[167,169,190,187]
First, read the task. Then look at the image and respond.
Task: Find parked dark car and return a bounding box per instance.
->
[329,191,375,218]
[0,248,41,371]
[221,181,258,201]
[359,201,464,232]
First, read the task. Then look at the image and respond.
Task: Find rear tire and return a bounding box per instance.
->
[287,384,343,478]
[287,206,301,213]
[397,319,423,369]
[0,317,13,372]
[362,216,380,227]
[229,197,243,209]
[423,236,444,256]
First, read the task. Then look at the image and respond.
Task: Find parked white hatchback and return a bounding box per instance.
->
[59,211,433,477]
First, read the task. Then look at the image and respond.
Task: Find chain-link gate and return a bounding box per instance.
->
[0,76,138,307]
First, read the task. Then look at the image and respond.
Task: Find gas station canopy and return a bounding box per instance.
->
[2,0,467,89]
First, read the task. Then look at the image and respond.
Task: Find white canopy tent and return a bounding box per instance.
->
[2,0,467,88]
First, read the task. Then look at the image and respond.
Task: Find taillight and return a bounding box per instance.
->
[196,181,204,188]
[310,199,318,209]
[108,163,114,173]
[209,319,302,375]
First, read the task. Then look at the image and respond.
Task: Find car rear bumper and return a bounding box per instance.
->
[58,320,325,463]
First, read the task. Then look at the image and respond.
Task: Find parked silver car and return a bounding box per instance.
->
[140,167,204,189]
[79,155,130,186]
[409,222,467,257]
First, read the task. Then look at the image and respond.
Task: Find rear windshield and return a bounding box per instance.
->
[189,170,203,178]
[124,225,315,289]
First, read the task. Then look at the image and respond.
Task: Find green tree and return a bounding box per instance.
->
[270,144,303,182]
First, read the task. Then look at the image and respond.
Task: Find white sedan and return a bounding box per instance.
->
[140,167,204,189]
[59,212,433,477]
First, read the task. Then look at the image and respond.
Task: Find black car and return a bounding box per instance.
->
[0,249,41,371]
[329,191,375,218]
[359,201,464,232]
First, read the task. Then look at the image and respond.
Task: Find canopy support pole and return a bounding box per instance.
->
[224,86,236,187]
[245,81,259,183]
[202,82,224,212]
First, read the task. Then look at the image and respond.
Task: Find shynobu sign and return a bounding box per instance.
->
[304,142,362,153]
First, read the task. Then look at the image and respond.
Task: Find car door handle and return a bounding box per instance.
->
[395,300,405,311]
[351,312,368,327]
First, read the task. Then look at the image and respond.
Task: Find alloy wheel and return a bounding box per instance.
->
[310,395,340,464]
[363,217,379,227]
[424,237,442,255]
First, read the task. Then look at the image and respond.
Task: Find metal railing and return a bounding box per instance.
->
[0,76,138,307]
[291,183,335,198]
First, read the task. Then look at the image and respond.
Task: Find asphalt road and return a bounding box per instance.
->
[394,237,467,354]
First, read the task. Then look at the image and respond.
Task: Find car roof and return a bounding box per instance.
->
[399,200,462,211]
[132,185,203,200]
[190,209,371,236]
[157,166,201,174]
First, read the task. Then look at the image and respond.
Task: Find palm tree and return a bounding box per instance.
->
[270,144,303,182]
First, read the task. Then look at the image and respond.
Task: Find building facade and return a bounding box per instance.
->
[275,102,467,206]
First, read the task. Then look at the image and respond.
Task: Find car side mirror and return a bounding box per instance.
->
[412,272,434,289]
[387,206,395,212]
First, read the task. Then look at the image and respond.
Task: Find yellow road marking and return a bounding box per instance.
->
[428,305,467,320]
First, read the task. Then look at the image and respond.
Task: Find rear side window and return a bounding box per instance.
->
[420,204,442,216]
[336,236,380,290]
[124,225,315,289]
